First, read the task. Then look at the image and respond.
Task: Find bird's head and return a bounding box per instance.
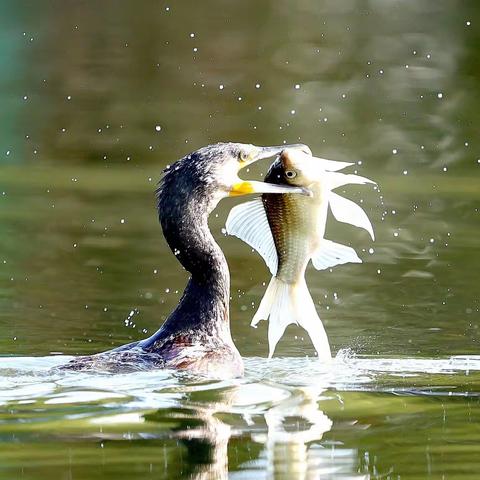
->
[161,142,311,202]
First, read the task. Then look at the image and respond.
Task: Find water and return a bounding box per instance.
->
[1,355,480,479]
[1,1,479,478]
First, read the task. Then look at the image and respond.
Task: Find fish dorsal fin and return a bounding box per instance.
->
[225,198,278,275]
[311,238,362,270]
[314,157,354,172]
[325,171,376,190]
[328,191,375,240]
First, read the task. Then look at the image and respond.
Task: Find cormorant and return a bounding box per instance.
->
[61,143,309,377]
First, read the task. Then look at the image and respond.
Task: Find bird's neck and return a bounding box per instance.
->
[157,184,231,337]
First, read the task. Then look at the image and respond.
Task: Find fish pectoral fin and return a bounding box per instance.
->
[311,239,362,270]
[225,197,278,275]
[328,191,375,240]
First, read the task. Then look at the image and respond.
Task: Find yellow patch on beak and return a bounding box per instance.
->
[229,181,255,196]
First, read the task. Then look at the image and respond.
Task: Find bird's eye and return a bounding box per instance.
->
[239,151,249,162]
[285,170,297,179]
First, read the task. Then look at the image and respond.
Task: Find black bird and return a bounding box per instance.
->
[61,143,308,377]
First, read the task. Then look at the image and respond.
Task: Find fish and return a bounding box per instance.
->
[225,147,376,359]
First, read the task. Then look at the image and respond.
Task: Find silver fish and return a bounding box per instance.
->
[226,148,376,359]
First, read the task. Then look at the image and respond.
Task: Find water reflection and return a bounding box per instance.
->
[252,387,335,479]
[1,355,480,477]
[148,408,231,479]
[143,385,367,479]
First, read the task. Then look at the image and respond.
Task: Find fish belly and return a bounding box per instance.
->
[262,193,314,284]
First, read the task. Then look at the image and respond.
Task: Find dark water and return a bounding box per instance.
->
[1,1,479,478]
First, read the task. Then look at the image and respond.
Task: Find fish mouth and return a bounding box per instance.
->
[229,143,312,197]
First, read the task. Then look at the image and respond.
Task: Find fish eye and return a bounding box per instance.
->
[239,150,249,162]
[285,170,297,179]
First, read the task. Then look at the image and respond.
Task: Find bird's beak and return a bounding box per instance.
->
[253,144,312,162]
[229,180,311,196]
[229,143,312,197]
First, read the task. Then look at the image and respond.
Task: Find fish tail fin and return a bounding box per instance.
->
[251,277,332,360]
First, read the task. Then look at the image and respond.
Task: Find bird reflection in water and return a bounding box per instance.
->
[144,385,366,479]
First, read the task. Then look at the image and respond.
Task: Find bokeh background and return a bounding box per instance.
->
[1,0,479,359]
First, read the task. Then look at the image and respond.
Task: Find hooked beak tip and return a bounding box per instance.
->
[253,143,311,163]
[302,187,314,197]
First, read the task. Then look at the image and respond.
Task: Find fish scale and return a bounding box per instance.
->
[263,193,312,284]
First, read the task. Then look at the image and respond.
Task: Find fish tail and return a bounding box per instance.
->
[251,277,331,360]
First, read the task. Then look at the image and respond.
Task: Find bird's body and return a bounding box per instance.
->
[60,143,308,378]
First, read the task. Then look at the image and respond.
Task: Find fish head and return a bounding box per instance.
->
[205,142,312,197]
[265,148,323,189]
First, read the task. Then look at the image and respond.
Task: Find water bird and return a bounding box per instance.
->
[226,148,376,358]
[61,143,309,377]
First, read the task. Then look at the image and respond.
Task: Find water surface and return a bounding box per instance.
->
[0,1,479,478]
